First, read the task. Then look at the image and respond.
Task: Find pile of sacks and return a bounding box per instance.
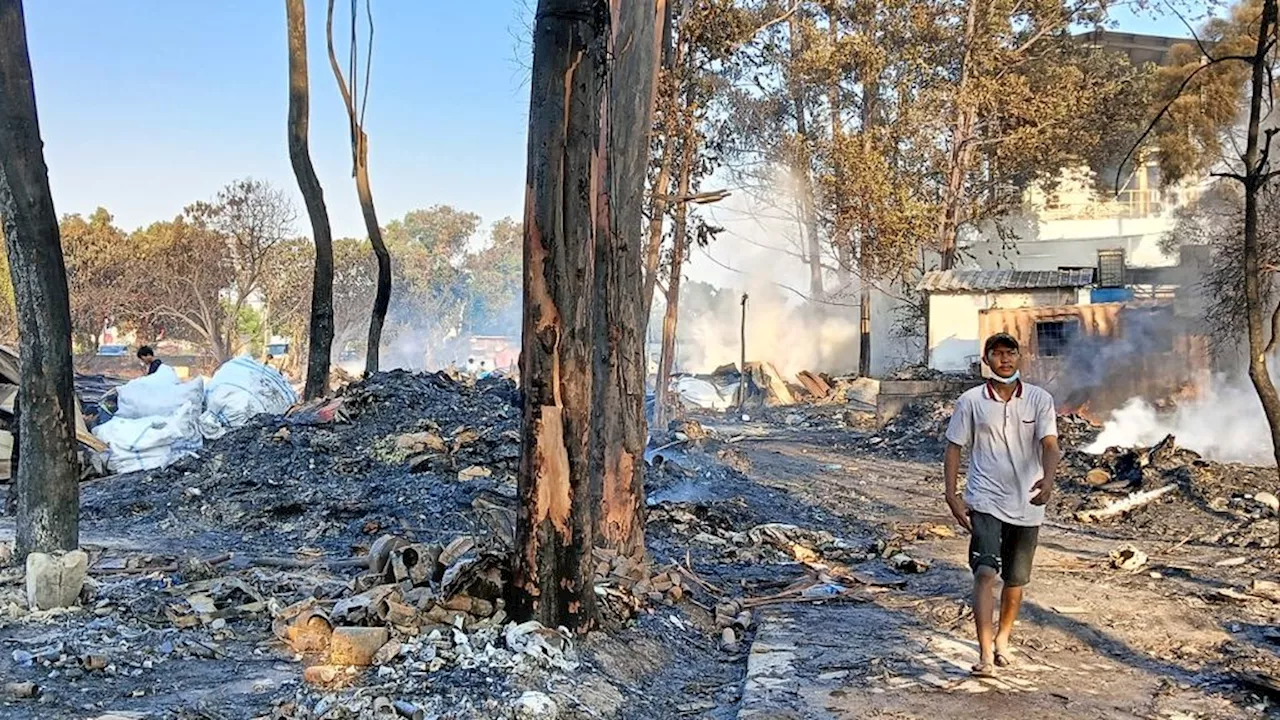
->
[92,357,296,474]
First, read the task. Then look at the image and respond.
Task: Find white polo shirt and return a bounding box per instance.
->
[945,381,1057,527]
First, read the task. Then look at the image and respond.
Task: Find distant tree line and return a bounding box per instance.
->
[0,180,521,370]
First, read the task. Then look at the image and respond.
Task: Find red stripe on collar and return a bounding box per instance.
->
[985,378,1023,399]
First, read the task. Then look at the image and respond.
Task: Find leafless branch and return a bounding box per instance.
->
[1166,0,1218,62]
[327,0,358,175]
[360,0,374,129]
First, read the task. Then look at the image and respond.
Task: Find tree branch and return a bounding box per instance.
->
[360,0,373,129]
[1115,53,1259,195]
[1166,0,1218,62]
[327,0,359,175]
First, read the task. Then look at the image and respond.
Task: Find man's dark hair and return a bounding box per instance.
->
[983,333,1020,355]
[137,345,155,360]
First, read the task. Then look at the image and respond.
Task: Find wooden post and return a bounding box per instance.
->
[738,293,748,409]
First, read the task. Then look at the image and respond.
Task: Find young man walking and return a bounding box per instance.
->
[943,333,1060,677]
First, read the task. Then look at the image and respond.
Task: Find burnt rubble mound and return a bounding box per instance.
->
[1056,434,1278,548]
[80,371,523,556]
[856,398,955,459]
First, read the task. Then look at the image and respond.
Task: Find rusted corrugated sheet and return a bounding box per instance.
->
[977,303,1209,418]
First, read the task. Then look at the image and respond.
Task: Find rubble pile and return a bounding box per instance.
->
[857,398,955,458]
[79,371,522,556]
[1057,435,1278,547]
[651,503,862,567]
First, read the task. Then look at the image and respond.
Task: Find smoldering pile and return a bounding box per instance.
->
[1057,434,1278,548]
[80,371,523,556]
[855,398,956,459]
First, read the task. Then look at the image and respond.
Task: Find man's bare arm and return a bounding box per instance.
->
[1030,435,1060,506]
[944,442,971,531]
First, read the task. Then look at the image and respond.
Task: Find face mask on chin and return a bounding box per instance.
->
[990,370,1021,385]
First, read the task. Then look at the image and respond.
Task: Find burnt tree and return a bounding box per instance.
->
[1239,0,1280,483]
[327,0,390,375]
[286,0,336,400]
[0,0,81,558]
[592,0,665,560]
[515,0,609,631]
[515,0,664,630]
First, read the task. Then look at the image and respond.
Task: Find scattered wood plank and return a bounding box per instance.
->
[1076,484,1178,523]
[796,371,831,400]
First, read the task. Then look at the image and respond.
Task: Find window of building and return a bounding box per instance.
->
[1036,318,1080,357]
[1098,249,1125,287]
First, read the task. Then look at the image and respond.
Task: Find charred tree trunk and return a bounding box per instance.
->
[515,0,609,631]
[938,0,978,271]
[642,12,683,317]
[592,0,664,559]
[0,0,81,559]
[326,0,390,376]
[354,144,390,375]
[788,13,823,301]
[287,0,335,400]
[1241,0,1280,482]
[652,122,693,435]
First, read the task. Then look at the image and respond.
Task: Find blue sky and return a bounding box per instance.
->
[24,1,1188,239]
[25,0,534,238]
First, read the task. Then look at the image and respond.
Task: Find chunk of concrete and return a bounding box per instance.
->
[25,550,88,610]
[328,626,389,666]
[513,691,558,719]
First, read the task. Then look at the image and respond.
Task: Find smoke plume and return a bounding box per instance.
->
[1087,372,1277,465]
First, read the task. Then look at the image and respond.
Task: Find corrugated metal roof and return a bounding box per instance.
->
[917,269,1095,292]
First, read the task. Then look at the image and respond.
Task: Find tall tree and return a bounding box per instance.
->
[515,0,664,631]
[516,0,609,631]
[327,0,390,376]
[1138,0,1280,476]
[649,0,757,432]
[130,180,295,362]
[60,208,129,352]
[591,0,665,561]
[0,0,80,559]
[286,0,336,400]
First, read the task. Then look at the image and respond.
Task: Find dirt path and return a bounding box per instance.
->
[726,432,1276,720]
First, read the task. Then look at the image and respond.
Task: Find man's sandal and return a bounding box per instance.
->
[994,649,1015,668]
[971,662,997,678]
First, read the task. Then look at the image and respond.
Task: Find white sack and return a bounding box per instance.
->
[199,357,297,439]
[92,402,202,474]
[115,365,204,420]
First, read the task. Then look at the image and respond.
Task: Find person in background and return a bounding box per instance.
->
[465,357,478,376]
[137,345,163,376]
[943,332,1060,678]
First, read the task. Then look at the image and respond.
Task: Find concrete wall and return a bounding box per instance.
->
[927,289,1079,373]
[967,214,1179,271]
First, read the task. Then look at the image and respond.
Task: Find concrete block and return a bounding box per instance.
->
[25,550,88,610]
[328,626,389,666]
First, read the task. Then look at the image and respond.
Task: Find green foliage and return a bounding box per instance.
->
[722,0,1159,278]
[1147,0,1275,184]
[462,218,522,335]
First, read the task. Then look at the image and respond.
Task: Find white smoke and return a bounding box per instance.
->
[678,167,864,377]
[677,281,860,377]
[1087,374,1277,465]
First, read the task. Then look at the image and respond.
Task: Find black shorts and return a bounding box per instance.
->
[968,511,1039,587]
